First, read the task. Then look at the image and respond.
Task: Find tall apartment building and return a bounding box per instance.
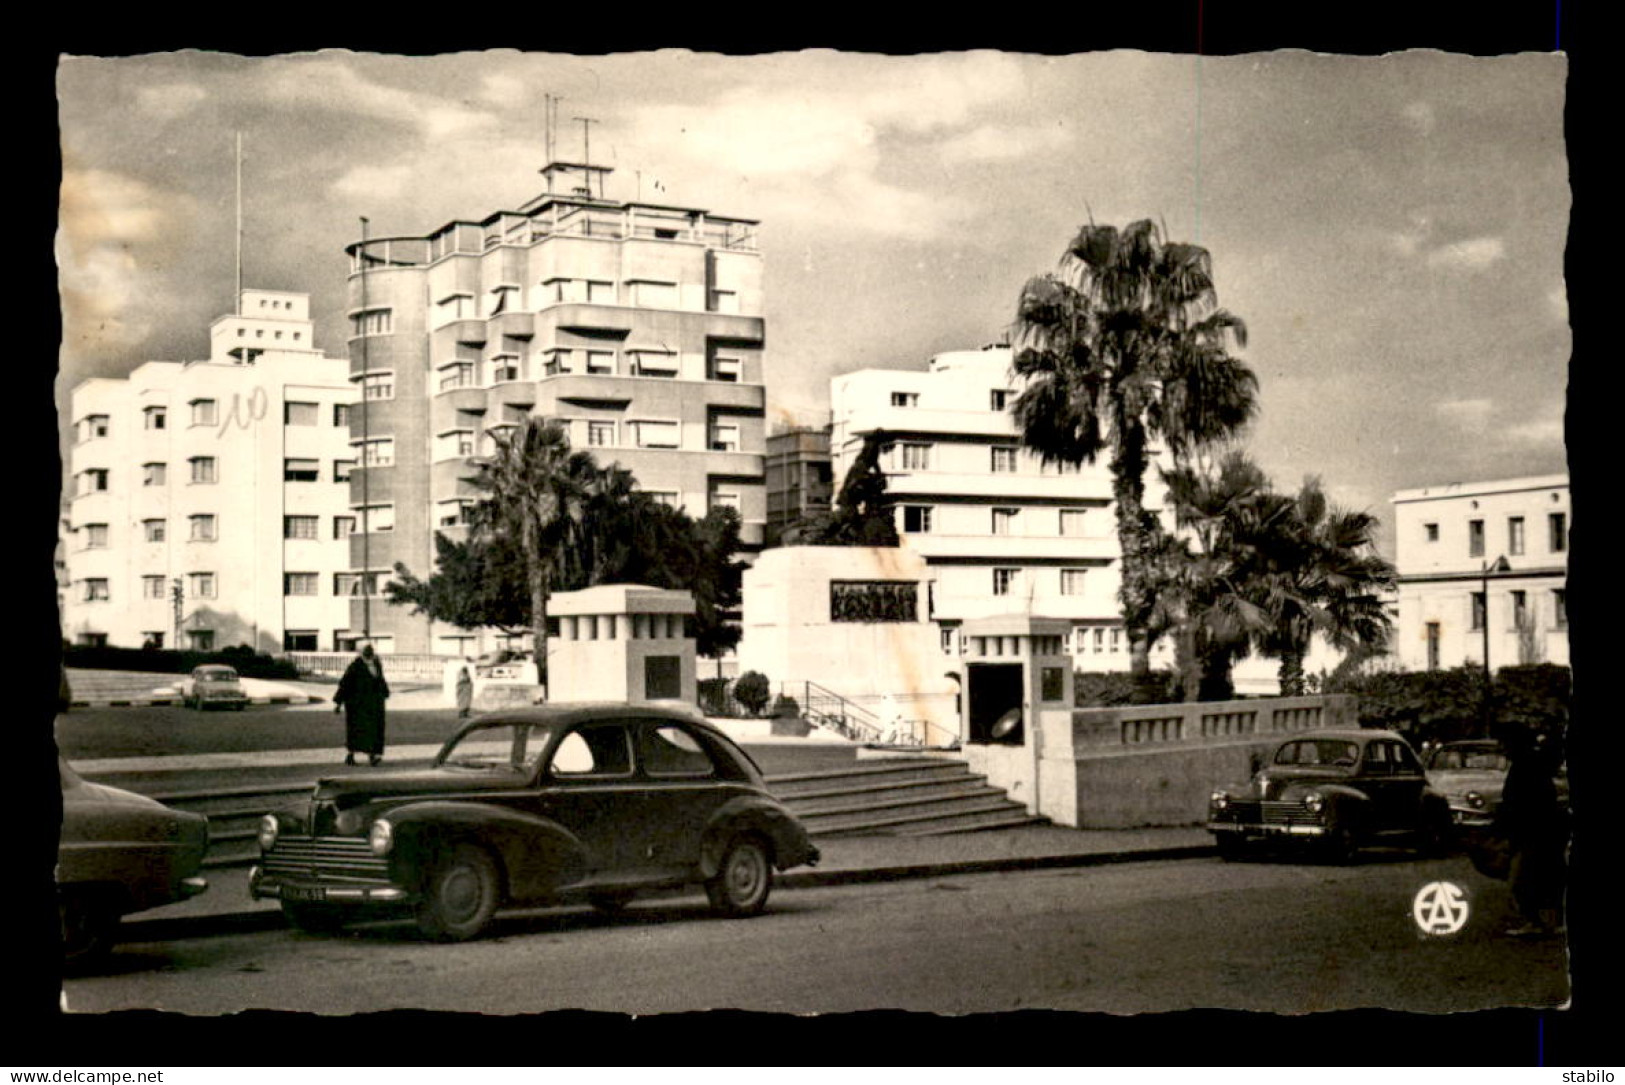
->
[764,425,834,545]
[1391,473,1570,672]
[829,345,1173,669]
[343,161,767,655]
[62,291,356,652]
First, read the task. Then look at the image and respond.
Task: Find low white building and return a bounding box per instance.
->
[63,290,358,653]
[1391,473,1570,672]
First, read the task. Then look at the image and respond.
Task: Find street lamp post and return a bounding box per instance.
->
[1481,555,1511,734]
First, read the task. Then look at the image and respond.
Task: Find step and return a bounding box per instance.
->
[895,810,1051,836]
[806,795,1025,837]
[778,771,992,806]
[789,780,1006,820]
[766,760,971,796]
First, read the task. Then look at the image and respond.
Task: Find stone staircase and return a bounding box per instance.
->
[768,757,1046,837]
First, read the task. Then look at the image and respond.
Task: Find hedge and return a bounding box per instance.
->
[62,643,301,681]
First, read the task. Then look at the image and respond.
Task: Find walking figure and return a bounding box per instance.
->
[335,643,390,766]
[456,659,474,719]
[1495,728,1567,937]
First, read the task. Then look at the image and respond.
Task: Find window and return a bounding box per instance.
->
[358,439,394,467]
[548,725,633,777]
[1061,569,1088,596]
[1511,590,1529,630]
[82,579,110,602]
[284,401,319,426]
[991,507,1019,535]
[190,398,217,426]
[437,500,475,528]
[334,572,385,597]
[334,515,356,539]
[1508,516,1525,556]
[188,572,216,599]
[940,624,960,655]
[143,462,166,487]
[895,443,931,471]
[143,519,166,543]
[903,506,933,534]
[284,631,319,652]
[357,504,395,533]
[628,280,677,309]
[486,285,518,316]
[1549,512,1567,553]
[189,456,217,484]
[1110,628,1123,653]
[644,724,715,777]
[1471,591,1486,631]
[284,458,320,482]
[1468,518,1485,558]
[78,414,110,441]
[83,523,108,548]
[710,422,740,452]
[283,572,319,596]
[187,630,215,652]
[1059,509,1087,536]
[631,420,679,449]
[710,288,738,313]
[1553,589,1567,629]
[1424,522,1439,543]
[79,469,109,495]
[587,421,615,448]
[334,459,355,482]
[361,373,394,400]
[142,575,165,599]
[189,514,217,541]
[284,515,319,540]
[435,430,476,460]
[992,568,1019,596]
[440,361,477,389]
[541,349,572,377]
[709,356,741,382]
[644,657,682,701]
[437,293,475,321]
[333,404,351,427]
[1093,628,1106,653]
[586,280,615,304]
[643,491,680,508]
[351,308,393,336]
[490,356,521,384]
[144,406,166,430]
[586,350,615,375]
[990,446,1019,473]
[890,392,920,408]
[990,389,1010,411]
[629,350,678,377]
[710,491,741,513]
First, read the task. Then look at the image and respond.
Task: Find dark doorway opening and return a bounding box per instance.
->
[967,662,1024,745]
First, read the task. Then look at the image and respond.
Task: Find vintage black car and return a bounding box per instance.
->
[251,703,821,941]
[1207,728,1454,863]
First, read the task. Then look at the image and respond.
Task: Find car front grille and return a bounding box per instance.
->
[263,835,391,882]
[1215,800,1323,828]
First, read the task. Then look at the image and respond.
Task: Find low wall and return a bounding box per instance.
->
[1067,739,1279,828]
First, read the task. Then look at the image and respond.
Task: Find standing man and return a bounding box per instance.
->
[335,643,390,766]
[455,658,475,719]
[1495,728,1567,937]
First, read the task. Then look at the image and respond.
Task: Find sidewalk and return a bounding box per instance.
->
[66,668,333,708]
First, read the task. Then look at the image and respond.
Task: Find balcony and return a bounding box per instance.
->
[901,532,1119,564]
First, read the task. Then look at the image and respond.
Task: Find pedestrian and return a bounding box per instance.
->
[1494,728,1567,937]
[456,658,474,719]
[334,643,390,766]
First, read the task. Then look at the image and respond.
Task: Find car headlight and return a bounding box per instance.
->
[336,809,363,835]
[1210,789,1230,810]
[369,818,394,856]
[1465,791,1484,809]
[1303,791,1325,814]
[258,814,280,851]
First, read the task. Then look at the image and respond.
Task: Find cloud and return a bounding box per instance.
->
[1435,398,1495,432]
[329,164,416,202]
[941,123,1072,164]
[1426,235,1506,271]
[1505,407,1565,446]
[137,82,206,121]
[260,58,497,141]
[1402,100,1436,136]
[479,73,526,107]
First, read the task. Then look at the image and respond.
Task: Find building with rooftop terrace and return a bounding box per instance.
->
[342,161,768,655]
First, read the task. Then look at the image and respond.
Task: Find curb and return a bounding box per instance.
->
[70,696,324,709]
[116,842,1215,944]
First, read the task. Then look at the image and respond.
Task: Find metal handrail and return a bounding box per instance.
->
[801,681,885,744]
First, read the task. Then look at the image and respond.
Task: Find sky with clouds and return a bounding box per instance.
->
[55,49,1570,556]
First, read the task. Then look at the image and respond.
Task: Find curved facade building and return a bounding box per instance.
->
[343,163,767,655]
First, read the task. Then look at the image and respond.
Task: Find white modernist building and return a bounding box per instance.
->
[829,345,1176,672]
[63,290,358,653]
[1391,473,1570,672]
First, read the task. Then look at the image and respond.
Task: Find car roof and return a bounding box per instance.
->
[460,701,712,731]
[196,665,238,675]
[1278,729,1400,743]
[1440,739,1502,750]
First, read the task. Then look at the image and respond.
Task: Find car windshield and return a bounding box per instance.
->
[1431,748,1509,772]
[198,668,238,681]
[1273,739,1359,768]
[438,721,553,773]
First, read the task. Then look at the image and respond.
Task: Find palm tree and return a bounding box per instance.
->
[1012,220,1257,692]
[1252,478,1395,696]
[470,418,596,685]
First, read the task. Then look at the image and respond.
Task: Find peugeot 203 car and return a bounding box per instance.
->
[180,664,250,711]
[1207,729,1453,863]
[59,757,209,964]
[251,703,821,942]
[1425,740,1512,826]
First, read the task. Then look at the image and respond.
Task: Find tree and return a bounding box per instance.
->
[787,430,900,546]
[1012,220,1257,695]
[386,532,530,636]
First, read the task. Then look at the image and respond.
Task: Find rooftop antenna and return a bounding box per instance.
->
[574,115,599,196]
[234,131,243,316]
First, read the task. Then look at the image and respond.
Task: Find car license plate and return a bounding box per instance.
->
[283,885,326,902]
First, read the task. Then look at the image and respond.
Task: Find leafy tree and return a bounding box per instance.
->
[787,430,900,546]
[1012,220,1257,695]
[734,670,771,716]
[387,532,530,637]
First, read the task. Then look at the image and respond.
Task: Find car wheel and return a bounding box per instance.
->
[416,844,502,942]
[60,889,120,966]
[1321,823,1360,865]
[588,890,636,914]
[1215,833,1249,862]
[705,834,773,917]
[281,901,347,934]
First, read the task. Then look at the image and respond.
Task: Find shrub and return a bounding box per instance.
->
[1325,663,1571,748]
[697,677,732,717]
[63,643,300,681]
[734,671,771,717]
[772,692,801,718]
[1075,670,1182,707]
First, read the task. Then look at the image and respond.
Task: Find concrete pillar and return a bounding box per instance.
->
[548,584,697,705]
[955,615,1074,816]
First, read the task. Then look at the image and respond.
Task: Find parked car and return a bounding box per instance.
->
[250,703,821,942]
[58,757,209,964]
[180,664,250,711]
[1207,729,1454,863]
[1425,739,1512,826]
